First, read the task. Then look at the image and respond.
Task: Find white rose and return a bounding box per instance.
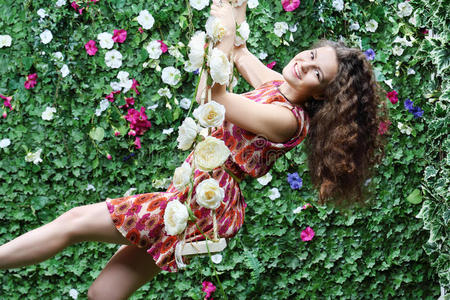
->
[0,138,11,148]
[55,0,67,7]
[332,0,344,11]
[397,2,413,17]
[209,48,231,86]
[193,100,225,128]
[146,40,163,59]
[40,29,53,44]
[274,22,288,37]
[97,32,114,49]
[194,136,230,172]
[205,16,227,43]
[42,107,56,121]
[173,162,192,192]
[256,172,272,186]
[248,0,259,8]
[25,149,43,165]
[60,64,70,78]
[105,49,123,69]
[235,21,250,46]
[268,187,280,200]
[164,199,189,236]
[188,31,206,69]
[190,0,209,11]
[365,19,378,33]
[0,35,12,48]
[161,66,181,86]
[177,117,199,150]
[137,10,155,30]
[195,178,224,210]
[180,98,192,110]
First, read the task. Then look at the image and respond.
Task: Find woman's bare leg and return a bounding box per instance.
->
[0,202,131,269]
[88,245,162,300]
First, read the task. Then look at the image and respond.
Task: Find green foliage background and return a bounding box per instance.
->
[0,0,448,299]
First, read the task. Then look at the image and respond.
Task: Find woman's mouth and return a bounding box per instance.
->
[293,63,301,80]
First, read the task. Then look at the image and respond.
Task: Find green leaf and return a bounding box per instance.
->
[89,127,105,142]
[406,189,422,204]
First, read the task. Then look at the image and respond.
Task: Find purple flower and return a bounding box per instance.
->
[287,172,303,190]
[364,48,375,61]
[404,99,414,110]
[411,106,424,118]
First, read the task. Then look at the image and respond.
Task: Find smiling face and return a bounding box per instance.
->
[281,46,339,102]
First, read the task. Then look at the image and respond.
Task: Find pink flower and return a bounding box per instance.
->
[138,27,144,33]
[107,154,112,160]
[112,29,127,43]
[1,94,13,111]
[105,90,121,103]
[378,120,391,135]
[91,0,99,2]
[2,112,7,118]
[131,78,140,95]
[158,40,168,53]
[114,131,120,136]
[119,97,135,109]
[300,226,315,241]
[267,61,276,69]
[71,1,79,10]
[78,7,85,15]
[85,40,98,56]
[128,129,136,136]
[124,107,152,136]
[24,73,38,89]
[202,281,216,300]
[134,136,141,149]
[421,28,429,35]
[27,73,37,81]
[302,203,312,209]
[281,0,300,12]
[386,90,399,104]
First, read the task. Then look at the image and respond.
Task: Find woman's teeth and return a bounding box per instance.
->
[294,63,301,79]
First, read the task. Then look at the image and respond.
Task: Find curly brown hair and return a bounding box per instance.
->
[302,40,389,209]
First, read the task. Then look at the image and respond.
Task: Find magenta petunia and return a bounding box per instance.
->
[300,226,315,241]
[282,0,300,12]
[267,61,276,69]
[85,40,98,56]
[112,29,127,43]
[134,136,141,149]
[24,73,38,89]
[378,120,391,135]
[386,90,399,104]
[158,40,168,53]
[138,27,144,33]
[131,78,140,95]
[202,281,216,300]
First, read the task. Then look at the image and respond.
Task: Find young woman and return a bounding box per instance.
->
[0,1,387,299]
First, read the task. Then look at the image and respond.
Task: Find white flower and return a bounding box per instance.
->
[163,128,174,135]
[258,52,268,60]
[365,19,378,33]
[69,288,79,299]
[397,2,413,18]
[161,66,181,86]
[180,98,191,110]
[86,184,96,192]
[409,15,417,26]
[397,121,412,135]
[393,36,413,47]
[407,68,415,75]
[37,9,48,19]
[0,35,12,48]
[188,31,206,69]
[384,79,393,89]
[40,29,53,44]
[205,16,227,43]
[152,177,172,190]
[292,206,303,214]
[209,48,231,86]
[274,22,288,37]
[137,10,155,30]
[194,136,230,172]
[177,117,199,150]
[190,0,209,11]
[164,199,189,235]
[173,162,192,192]
[110,81,122,91]
[268,187,280,200]
[289,23,298,33]
[56,0,66,7]
[117,71,129,81]
[158,87,172,99]
[25,149,43,165]
[123,188,137,197]
[349,22,360,31]
[116,71,133,93]
[193,100,225,128]
[235,21,250,46]
[147,103,159,111]
[392,45,404,56]
[42,107,56,121]
[248,0,259,8]
[105,49,123,69]
[0,138,11,148]
[52,51,64,61]
[211,253,223,264]
[100,99,110,111]
[256,172,272,186]
[168,46,183,60]
[146,40,163,59]
[332,0,344,11]
[60,64,70,77]
[195,178,224,209]
[97,32,114,49]
[184,60,198,73]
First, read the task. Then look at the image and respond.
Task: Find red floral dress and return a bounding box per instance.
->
[106,80,309,272]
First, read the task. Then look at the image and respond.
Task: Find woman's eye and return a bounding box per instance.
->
[315,70,320,79]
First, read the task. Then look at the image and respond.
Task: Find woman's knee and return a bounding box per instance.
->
[56,205,90,244]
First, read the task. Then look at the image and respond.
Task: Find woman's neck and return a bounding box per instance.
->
[277,81,309,107]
